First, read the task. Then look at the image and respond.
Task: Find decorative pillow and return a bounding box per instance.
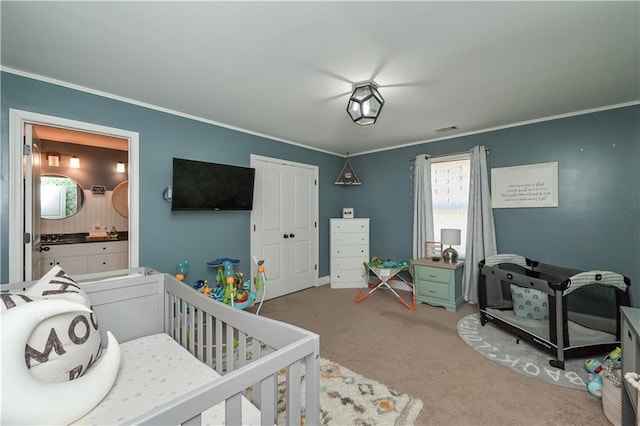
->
[0,266,103,382]
[510,285,549,320]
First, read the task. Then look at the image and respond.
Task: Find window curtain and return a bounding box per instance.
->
[463,146,497,303]
[412,155,434,258]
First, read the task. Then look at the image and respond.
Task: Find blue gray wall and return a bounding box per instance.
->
[1,72,344,283]
[345,106,640,306]
[2,72,638,306]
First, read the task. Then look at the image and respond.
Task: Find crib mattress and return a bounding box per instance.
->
[74,333,262,425]
[484,308,617,347]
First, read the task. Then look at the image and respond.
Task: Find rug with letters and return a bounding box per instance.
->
[457,313,596,391]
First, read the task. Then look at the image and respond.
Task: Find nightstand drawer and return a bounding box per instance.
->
[415,265,451,284]
[416,280,449,301]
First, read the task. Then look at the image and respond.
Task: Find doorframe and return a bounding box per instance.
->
[8,109,140,282]
[250,154,320,291]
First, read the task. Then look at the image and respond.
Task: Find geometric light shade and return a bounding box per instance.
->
[346,82,384,125]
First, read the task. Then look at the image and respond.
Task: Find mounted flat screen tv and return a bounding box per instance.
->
[171,158,255,211]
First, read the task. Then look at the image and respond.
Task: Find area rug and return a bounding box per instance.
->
[457,313,595,391]
[277,357,423,425]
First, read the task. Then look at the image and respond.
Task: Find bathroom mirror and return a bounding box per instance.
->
[41,174,86,219]
[112,181,128,218]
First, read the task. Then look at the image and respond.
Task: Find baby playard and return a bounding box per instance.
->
[478,254,631,370]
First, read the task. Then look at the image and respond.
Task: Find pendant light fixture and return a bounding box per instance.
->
[346,81,384,125]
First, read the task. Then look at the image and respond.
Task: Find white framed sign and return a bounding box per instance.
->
[491,162,558,208]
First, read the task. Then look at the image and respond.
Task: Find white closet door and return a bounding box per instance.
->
[251,156,318,300]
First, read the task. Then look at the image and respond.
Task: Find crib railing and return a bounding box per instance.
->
[3,268,320,426]
[158,274,320,426]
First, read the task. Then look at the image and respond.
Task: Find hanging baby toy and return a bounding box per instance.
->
[252,256,268,315]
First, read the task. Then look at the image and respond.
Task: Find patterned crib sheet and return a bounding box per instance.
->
[74,333,261,425]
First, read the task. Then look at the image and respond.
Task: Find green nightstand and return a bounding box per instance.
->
[413,258,464,312]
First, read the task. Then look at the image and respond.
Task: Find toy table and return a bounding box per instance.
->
[355,262,416,310]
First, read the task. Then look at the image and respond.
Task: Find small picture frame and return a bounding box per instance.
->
[425,241,443,261]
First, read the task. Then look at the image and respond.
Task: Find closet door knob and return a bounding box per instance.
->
[289,234,295,238]
[283,234,289,239]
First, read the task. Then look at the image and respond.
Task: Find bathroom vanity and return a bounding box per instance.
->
[41,233,128,276]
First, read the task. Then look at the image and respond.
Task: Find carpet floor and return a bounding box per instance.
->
[252,284,611,425]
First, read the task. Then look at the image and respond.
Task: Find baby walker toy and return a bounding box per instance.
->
[205,258,257,310]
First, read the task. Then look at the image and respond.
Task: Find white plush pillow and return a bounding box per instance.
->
[0,266,103,382]
[510,285,549,321]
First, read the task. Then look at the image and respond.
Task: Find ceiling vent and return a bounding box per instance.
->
[433,125,458,133]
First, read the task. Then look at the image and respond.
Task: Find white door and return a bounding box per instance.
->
[24,124,43,280]
[251,156,318,300]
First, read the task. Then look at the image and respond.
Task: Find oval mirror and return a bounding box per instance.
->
[41,175,86,220]
[112,181,128,218]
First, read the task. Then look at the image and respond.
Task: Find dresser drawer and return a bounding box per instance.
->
[331,232,369,245]
[331,269,367,283]
[330,219,369,233]
[416,280,449,301]
[331,258,366,271]
[331,245,368,258]
[415,265,452,284]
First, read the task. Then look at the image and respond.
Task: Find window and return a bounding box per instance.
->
[431,155,470,259]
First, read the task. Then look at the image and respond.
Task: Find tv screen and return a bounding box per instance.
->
[171,158,255,211]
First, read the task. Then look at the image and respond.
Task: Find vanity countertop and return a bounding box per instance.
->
[42,231,128,245]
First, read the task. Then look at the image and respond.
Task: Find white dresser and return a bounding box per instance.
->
[330,218,369,289]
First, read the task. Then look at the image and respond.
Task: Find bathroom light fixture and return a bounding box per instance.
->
[47,153,60,167]
[346,81,384,125]
[70,156,80,169]
[116,162,126,173]
[441,228,461,264]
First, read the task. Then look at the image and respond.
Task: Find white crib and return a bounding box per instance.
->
[2,268,320,425]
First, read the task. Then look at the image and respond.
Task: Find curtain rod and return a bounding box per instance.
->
[408,147,490,162]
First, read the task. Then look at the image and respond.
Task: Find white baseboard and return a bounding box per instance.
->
[317,275,330,286]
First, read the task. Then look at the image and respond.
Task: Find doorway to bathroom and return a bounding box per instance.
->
[8,109,140,282]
